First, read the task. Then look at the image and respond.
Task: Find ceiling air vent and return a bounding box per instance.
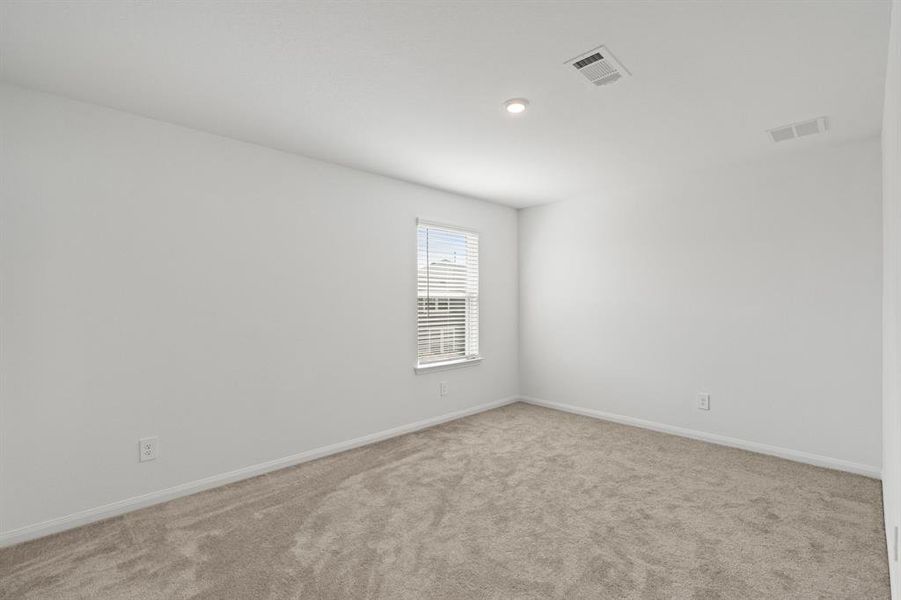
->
[565,45,631,86]
[767,117,830,143]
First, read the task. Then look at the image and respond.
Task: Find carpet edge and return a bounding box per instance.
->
[521,396,882,479]
[0,395,520,548]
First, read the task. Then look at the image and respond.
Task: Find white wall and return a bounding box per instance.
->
[883,1,901,596]
[0,75,889,551]
[519,138,883,474]
[0,84,519,539]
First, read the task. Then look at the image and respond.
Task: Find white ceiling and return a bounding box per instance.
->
[0,1,891,208]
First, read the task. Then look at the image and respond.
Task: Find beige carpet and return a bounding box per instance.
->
[0,402,889,599]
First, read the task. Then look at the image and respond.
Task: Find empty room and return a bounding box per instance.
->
[1,0,900,598]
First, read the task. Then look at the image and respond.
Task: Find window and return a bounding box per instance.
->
[416,221,480,370]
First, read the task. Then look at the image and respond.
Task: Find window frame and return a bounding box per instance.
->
[413,218,483,374]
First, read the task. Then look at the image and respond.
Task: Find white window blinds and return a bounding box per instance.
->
[417,221,479,366]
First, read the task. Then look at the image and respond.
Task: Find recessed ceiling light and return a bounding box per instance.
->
[504,98,529,115]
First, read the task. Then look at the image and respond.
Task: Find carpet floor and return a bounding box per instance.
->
[0,402,889,599]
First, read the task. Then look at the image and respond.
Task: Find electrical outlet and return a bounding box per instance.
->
[139,437,158,462]
[439,381,448,397]
[698,393,711,411]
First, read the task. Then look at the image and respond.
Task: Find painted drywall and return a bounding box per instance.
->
[519,138,883,473]
[1,2,891,208]
[0,84,519,537]
[883,1,901,596]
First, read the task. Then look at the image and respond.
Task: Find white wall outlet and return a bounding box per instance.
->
[698,393,711,411]
[139,436,158,462]
[439,381,448,397]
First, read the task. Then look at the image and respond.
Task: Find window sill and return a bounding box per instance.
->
[414,356,483,374]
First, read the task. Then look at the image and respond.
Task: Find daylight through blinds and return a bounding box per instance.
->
[417,222,479,365]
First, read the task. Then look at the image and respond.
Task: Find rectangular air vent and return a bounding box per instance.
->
[767,117,830,143]
[565,45,631,87]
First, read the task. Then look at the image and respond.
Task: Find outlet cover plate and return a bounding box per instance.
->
[698,393,711,411]
[139,436,158,462]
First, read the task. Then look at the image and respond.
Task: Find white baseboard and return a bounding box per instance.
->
[0,396,518,548]
[4,395,878,548]
[522,396,881,479]
[884,485,899,600]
